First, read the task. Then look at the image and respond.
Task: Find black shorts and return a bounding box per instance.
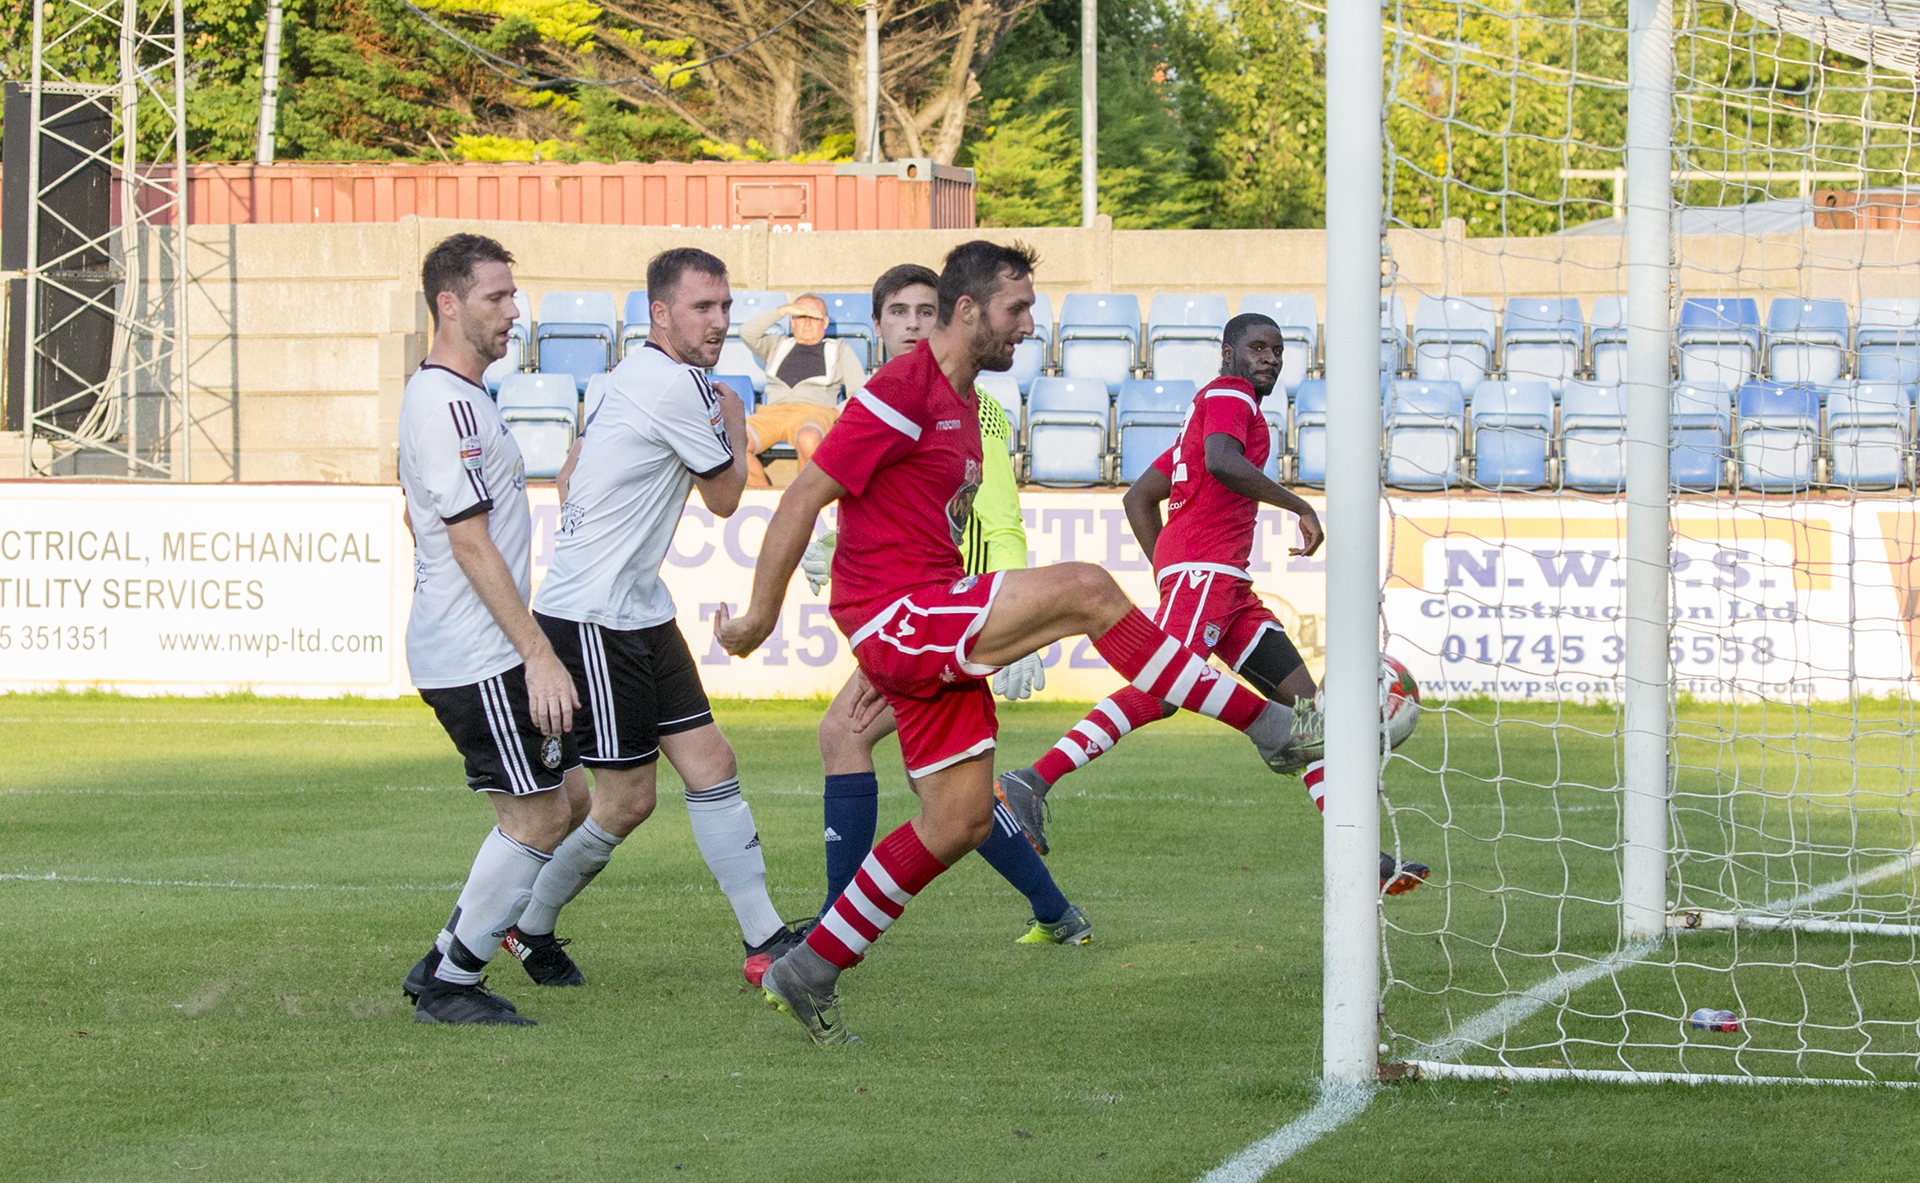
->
[536,613,714,769]
[419,664,582,795]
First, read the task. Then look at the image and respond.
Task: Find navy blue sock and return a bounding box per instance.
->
[820,772,880,917]
[977,800,1071,924]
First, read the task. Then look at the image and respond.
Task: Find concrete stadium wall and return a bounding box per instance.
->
[7,214,1920,484]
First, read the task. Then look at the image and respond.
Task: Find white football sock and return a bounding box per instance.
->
[518,816,621,938]
[686,778,785,946]
[1244,700,1296,753]
[434,827,549,986]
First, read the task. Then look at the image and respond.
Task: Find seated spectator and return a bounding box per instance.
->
[740,293,867,486]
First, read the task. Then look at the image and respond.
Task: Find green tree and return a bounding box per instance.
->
[963,0,1203,228]
[1164,0,1324,228]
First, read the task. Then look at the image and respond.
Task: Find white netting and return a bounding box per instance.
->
[1373,0,1920,1085]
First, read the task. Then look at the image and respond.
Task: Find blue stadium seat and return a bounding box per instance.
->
[1735,381,1821,490]
[1025,376,1110,486]
[1676,297,1761,390]
[1470,380,1553,490]
[715,341,769,394]
[1292,380,1329,487]
[1381,295,1409,375]
[705,374,757,411]
[1147,294,1228,385]
[1828,380,1911,490]
[619,290,651,358]
[1115,378,1195,483]
[721,290,787,394]
[1589,296,1628,387]
[820,292,878,370]
[1058,294,1141,393]
[1385,379,1466,489]
[1412,297,1497,387]
[1501,298,1584,394]
[1672,383,1733,489]
[1290,378,1394,487]
[1856,298,1920,385]
[730,290,787,327]
[1010,292,1053,393]
[1240,294,1319,393]
[498,372,578,479]
[583,372,610,421]
[483,291,534,394]
[535,291,617,393]
[1262,404,1288,483]
[1559,380,1625,491]
[1766,298,1850,387]
[974,371,1023,454]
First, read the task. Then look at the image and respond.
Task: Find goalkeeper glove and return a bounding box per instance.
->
[993,651,1047,701]
[800,531,837,595]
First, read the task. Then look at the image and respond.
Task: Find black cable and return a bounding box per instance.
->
[399,0,667,92]
[397,0,826,95]
[664,0,826,82]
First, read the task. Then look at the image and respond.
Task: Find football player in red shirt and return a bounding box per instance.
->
[716,242,1318,1044]
[994,314,1428,896]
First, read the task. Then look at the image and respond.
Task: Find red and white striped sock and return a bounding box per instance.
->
[1303,759,1327,812]
[805,821,949,970]
[1032,687,1169,787]
[1091,608,1268,731]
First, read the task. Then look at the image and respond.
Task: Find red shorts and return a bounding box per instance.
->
[844,571,1004,779]
[1153,565,1283,673]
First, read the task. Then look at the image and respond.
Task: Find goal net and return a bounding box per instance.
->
[1360,0,1920,1087]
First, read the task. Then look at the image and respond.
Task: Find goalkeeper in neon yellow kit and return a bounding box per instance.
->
[796,264,1088,950]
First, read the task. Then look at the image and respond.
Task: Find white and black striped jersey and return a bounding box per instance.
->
[533,341,734,631]
[398,363,531,689]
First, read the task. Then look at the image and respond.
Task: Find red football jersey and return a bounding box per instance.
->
[1148,375,1272,578]
[812,339,984,633]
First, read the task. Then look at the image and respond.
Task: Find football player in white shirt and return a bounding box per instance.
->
[514,248,800,987]
[396,233,586,1026]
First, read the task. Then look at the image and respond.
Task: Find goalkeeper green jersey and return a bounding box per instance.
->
[961,392,1028,577]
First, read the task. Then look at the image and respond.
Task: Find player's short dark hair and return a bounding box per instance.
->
[421,233,515,327]
[647,247,729,309]
[1223,312,1282,353]
[872,264,940,322]
[937,240,1040,325]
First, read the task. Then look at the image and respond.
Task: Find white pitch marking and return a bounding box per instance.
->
[1195,1082,1375,1183]
[0,717,428,727]
[0,870,846,900]
[0,871,461,892]
[1762,845,1920,913]
[1412,938,1663,1066]
[1666,845,1920,934]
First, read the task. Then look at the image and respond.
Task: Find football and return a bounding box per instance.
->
[1382,654,1421,749]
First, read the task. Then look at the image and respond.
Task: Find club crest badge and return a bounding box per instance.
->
[541,735,563,769]
[1204,622,1222,648]
[951,574,980,594]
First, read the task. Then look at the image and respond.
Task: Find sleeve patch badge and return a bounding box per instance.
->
[460,437,484,471]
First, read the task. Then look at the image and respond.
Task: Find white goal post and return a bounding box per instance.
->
[1323,0,1920,1090]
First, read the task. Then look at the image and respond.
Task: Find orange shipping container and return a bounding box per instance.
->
[112,159,974,231]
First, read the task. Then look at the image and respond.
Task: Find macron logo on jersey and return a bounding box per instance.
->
[935,418,963,431]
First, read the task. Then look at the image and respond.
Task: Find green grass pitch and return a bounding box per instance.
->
[4,692,1919,1182]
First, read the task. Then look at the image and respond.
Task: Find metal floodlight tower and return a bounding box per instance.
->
[20,0,190,480]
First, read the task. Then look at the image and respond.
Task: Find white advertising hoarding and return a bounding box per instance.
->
[526,488,1329,702]
[7,483,1912,703]
[1384,499,1918,701]
[0,484,413,696]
